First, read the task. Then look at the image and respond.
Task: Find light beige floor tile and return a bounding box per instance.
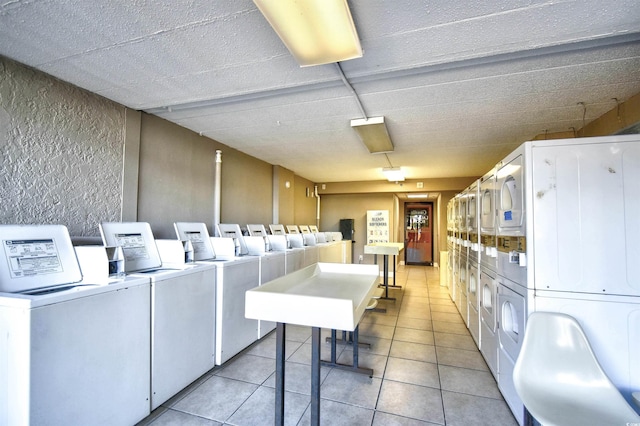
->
[359,322,396,339]
[171,376,258,422]
[145,408,222,425]
[377,380,445,424]
[297,399,375,426]
[384,357,440,388]
[394,327,435,345]
[226,386,309,426]
[433,332,477,351]
[432,320,469,335]
[441,391,518,426]
[435,346,489,371]
[213,354,275,384]
[389,340,437,364]
[438,365,502,399]
[338,349,389,378]
[372,411,440,425]
[431,311,465,323]
[262,361,331,395]
[395,316,432,331]
[321,369,383,409]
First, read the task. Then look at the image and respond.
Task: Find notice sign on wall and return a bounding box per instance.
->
[367,210,390,244]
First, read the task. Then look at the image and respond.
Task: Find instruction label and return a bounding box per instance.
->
[184,231,207,256]
[114,233,150,261]
[3,239,63,278]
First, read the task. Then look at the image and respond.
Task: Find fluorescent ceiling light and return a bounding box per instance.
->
[407,193,429,198]
[382,167,405,182]
[253,0,363,67]
[351,116,393,154]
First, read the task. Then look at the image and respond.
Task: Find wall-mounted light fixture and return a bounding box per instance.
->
[253,0,362,67]
[351,116,393,154]
[382,167,405,182]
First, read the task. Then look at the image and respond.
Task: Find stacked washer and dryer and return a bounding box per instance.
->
[449,134,640,425]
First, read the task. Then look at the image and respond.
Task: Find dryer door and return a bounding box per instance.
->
[497,155,525,234]
[480,268,497,331]
[497,280,525,361]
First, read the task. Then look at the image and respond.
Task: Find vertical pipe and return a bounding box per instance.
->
[214,150,222,235]
[314,185,320,229]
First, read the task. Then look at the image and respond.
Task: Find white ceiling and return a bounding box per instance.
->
[2,0,640,184]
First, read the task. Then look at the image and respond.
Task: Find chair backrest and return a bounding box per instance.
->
[513,312,640,426]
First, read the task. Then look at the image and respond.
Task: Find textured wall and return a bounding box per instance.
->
[0,57,125,236]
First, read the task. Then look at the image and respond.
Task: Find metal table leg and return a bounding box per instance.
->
[379,254,396,301]
[311,327,321,426]
[275,322,286,426]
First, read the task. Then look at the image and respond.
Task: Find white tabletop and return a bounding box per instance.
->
[245,263,379,331]
[363,242,405,255]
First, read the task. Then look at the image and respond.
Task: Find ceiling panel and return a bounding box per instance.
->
[1,0,639,185]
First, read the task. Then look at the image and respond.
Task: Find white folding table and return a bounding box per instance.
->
[364,242,405,299]
[245,262,379,426]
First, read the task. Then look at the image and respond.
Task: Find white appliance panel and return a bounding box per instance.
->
[215,256,260,365]
[146,264,216,409]
[532,140,640,296]
[480,266,498,378]
[479,171,498,272]
[497,153,525,234]
[496,277,528,425]
[258,251,286,338]
[0,278,151,426]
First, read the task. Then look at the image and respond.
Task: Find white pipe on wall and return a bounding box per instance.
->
[214,150,222,235]
[315,185,320,229]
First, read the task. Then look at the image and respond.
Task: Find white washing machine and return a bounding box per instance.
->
[479,168,498,273]
[284,233,306,273]
[100,223,217,410]
[497,275,528,426]
[0,225,151,426]
[176,223,261,365]
[479,266,498,379]
[209,236,260,365]
[301,232,319,267]
[467,258,481,347]
[245,235,286,338]
[457,252,469,324]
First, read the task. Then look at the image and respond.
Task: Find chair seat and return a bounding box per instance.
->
[513,312,640,426]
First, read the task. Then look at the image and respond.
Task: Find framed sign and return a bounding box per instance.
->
[367,210,389,244]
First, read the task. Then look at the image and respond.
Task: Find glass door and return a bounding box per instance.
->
[405,202,433,265]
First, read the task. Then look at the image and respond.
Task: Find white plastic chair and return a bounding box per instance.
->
[513,311,640,426]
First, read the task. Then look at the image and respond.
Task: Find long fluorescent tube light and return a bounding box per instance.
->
[253,0,363,67]
[407,193,430,198]
[382,167,405,182]
[351,116,393,154]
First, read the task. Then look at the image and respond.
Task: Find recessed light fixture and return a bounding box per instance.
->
[407,193,429,198]
[253,0,363,67]
[382,167,405,182]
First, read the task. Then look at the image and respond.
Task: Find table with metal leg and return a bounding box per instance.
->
[365,243,405,300]
[245,263,379,426]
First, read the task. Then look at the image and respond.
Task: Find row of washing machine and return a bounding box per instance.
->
[447,134,640,425]
[0,222,349,425]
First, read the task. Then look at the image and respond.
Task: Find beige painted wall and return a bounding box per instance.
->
[137,113,273,238]
[320,193,397,264]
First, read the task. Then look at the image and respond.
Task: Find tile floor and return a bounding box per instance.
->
[138,265,518,426]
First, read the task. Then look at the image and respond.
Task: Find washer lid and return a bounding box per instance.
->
[0,224,82,293]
